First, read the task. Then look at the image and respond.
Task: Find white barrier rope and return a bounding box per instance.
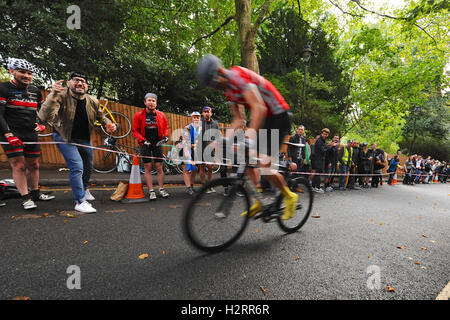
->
[1,141,447,178]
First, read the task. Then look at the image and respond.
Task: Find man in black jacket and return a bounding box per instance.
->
[323,133,340,192]
[198,106,220,193]
[348,140,362,190]
[312,128,338,193]
[287,125,306,172]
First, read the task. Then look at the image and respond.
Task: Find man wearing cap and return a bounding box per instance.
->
[181,111,202,195]
[0,58,55,210]
[198,106,220,193]
[39,72,116,213]
[132,93,170,200]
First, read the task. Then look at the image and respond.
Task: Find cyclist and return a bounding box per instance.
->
[0,58,55,210]
[132,93,170,200]
[196,54,298,220]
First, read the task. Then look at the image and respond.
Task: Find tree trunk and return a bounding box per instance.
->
[235,0,270,73]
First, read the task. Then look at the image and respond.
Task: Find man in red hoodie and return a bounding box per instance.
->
[132,93,170,200]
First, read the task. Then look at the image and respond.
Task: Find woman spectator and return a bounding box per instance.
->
[387,155,400,185]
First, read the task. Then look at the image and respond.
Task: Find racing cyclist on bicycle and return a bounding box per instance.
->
[196,54,298,220]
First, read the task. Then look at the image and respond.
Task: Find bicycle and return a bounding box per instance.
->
[94,99,132,139]
[93,136,140,174]
[38,99,132,139]
[150,142,184,175]
[183,141,313,253]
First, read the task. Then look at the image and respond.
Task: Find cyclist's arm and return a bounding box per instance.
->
[0,95,11,136]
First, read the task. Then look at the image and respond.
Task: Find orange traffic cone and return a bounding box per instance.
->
[392,173,398,185]
[434,174,438,183]
[121,155,148,203]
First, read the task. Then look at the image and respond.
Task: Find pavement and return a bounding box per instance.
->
[0,166,198,188]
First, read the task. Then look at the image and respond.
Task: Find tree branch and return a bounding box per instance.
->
[328,0,364,18]
[251,0,271,37]
[189,15,236,50]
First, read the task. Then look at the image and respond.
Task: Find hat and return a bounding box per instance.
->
[202,106,212,112]
[144,93,157,101]
[190,111,201,117]
[347,139,353,143]
[68,71,87,82]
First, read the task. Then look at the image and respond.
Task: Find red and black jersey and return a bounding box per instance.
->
[224,66,290,117]
[0,81,42,134]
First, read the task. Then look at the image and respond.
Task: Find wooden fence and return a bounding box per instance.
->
[0,90,231,167]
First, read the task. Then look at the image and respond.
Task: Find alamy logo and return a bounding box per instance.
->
[66,265,81,290]
[366,265,381,290]
[66,5,81,30]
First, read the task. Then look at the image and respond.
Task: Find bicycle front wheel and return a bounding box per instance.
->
[93,145,118,173]
[276,177,313,233]
[183,178,250,253]
[102,111,132,139]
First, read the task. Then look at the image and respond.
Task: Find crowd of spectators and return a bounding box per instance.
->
[286,125,448,193]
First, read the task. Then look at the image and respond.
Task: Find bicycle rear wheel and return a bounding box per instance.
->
[183,178,250,253]
[276,177,313,233]
[93,145,118,173]
[102,111,131,139]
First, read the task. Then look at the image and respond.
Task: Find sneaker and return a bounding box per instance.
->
[281,192,298,220]
[205,187,213,194]
[159,188,169,198]
[75,201,96,213]
[313,187,324,194]
[209,187,216,193]
[149,190,157,200]
[187,187,195,196]
[236,191,245,197]
[0,201,6,207]
[339,187,346,191]
[22,199,37,210]
[325,187,334,192]
[85,189,95,201]
[37,193,56,201]
[223,186,230,197]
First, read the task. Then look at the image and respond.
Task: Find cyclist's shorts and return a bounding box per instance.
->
[139,145,163,163]
[0,128,40,159]
[258,111,291,157]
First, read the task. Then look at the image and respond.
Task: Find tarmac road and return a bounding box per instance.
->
[0,181,448,301]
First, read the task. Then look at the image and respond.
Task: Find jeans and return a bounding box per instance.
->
[339,165,349,188]
[54,133,93,203]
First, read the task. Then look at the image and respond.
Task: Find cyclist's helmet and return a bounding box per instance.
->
[7,58,37,73]
[196,54,222,87]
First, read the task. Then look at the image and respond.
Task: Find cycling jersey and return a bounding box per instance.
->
[224,66,290,117]
[0,81,42,133]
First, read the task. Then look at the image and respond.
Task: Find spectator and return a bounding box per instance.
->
[371,148,385,188]
[387,155,400,185]
[182,112,202,195]
[403,156,414,185]
[0,58,55,210]
[414,156,424,184]
[323,133,340,192]
[311,128,337,193]
[338,140,353,190]
[132,93,170,200]
[348,140,362,190]
[287,125,306,173]
[198,106,220,193]
[359,142,371,188]
[39,72,116,213]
